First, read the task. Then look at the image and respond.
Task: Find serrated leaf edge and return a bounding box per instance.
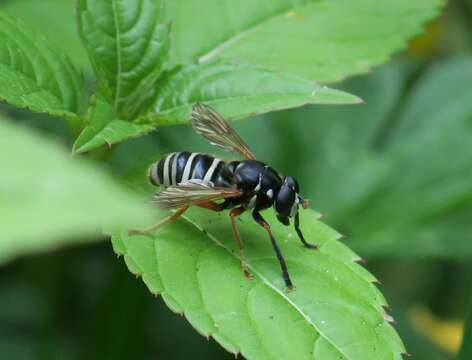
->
[113,213,402,359]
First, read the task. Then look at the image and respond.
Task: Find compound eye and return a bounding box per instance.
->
[275,183,296,217]
[284,176,300,193]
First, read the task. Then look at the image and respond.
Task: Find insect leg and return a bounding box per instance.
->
[129,206,189,235]
[252,211,293,290]
[230,207,253,279]
[294,213,318,249]
[197,199,231,212]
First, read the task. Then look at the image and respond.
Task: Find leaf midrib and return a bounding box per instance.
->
[111,0,123,110]
[148,89,356,125]
[157,92,319,111]
[180,213,352,360]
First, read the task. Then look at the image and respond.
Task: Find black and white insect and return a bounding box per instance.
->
[141,103,317,289]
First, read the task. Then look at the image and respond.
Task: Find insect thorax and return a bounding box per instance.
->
[230,160,283,210]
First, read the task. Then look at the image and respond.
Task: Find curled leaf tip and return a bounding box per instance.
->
[356,96,366,104]
[354,256,366,264]
[383,313,396,324]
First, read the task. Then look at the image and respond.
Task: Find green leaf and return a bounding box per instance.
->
[0,117,155,264]
[148,63,361,125]
[112,207,404,359]
[74,119,155,154]
[73,96,155,154]
[276,62,408,223]
[347,56,472,257]
[168,0,443,82]
[263,56,472,259]
[77,0,170,117]
[1,0,91,72]
[0,11,86,121]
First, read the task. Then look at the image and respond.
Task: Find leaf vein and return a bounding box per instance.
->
[111,0,123,110]
[179,214,352,359]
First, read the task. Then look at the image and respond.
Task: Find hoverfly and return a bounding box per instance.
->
[141,104,317,289]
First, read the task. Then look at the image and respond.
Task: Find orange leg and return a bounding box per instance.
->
[130,201,225,236]
[128,206,189,235]
[230,207,252,279]
[196,201,226,211]
[197,202,251,279]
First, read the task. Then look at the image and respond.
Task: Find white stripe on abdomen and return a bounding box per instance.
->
[163,152,176,186]
[203,158,221,183]
[181,153,198,183]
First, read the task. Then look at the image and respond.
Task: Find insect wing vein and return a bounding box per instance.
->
[191,103,257,160]
[154,181,241,209]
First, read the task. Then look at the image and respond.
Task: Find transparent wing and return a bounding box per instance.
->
[191,103,257,160]
[154,180,242,210]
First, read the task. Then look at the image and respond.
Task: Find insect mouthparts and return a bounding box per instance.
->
[302,199,310,209]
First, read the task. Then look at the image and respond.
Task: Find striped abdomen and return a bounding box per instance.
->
[149,152,225,187]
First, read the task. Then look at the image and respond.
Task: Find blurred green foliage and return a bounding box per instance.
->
[1,0,91,72]
[0,119,154,263]
[1,0,472,359]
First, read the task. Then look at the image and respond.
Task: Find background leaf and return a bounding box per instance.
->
[223,55,472,259]
[0,11,86,123]
[113,206,404,360]
[167,0,443,82]
[148,63,361,125]
[73,96,154,154]
[1,0,90,72]
[0,117,155,264]
[343,55,472,257]
[77,0,170,117]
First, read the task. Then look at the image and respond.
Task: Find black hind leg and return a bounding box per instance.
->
[253,211,293,290]
[295,213,318,249]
